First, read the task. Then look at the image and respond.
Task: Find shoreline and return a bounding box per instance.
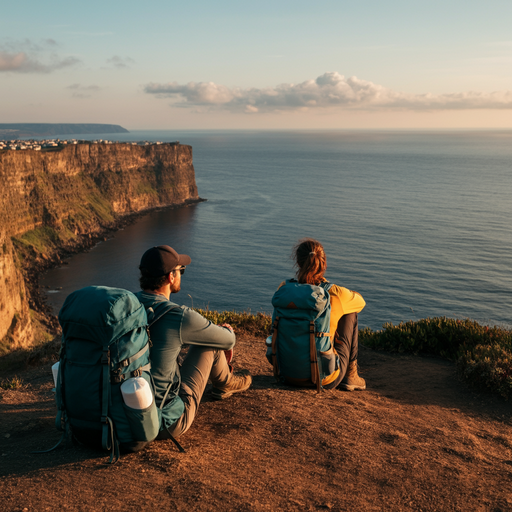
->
[30,197,206,329]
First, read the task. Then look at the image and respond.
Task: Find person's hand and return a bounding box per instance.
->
[220,324,234,366]
[224,348,234,366]
[220,323,234,333]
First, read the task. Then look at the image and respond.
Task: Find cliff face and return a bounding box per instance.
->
[0,143,199,352]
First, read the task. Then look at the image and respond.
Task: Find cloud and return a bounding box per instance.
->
[0,39,79,73]
[0,51,79,73]
[67,83,101,98]
[65,31,114,37]
[105,55,135,68]
[144,72,512,113]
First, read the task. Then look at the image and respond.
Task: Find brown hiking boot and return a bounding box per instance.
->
[211,371,252,400]
[338,360,366,391]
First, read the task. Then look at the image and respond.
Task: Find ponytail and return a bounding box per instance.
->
[293,238,327,285]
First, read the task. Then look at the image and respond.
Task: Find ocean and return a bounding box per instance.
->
[40,130,512,331]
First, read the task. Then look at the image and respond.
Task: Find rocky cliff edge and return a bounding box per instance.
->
[0,142,200,353]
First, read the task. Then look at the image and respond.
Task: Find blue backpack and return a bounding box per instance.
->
[54,286,160,463]
[271,280,339,392]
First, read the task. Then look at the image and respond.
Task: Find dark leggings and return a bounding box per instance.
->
[323,312,359,390]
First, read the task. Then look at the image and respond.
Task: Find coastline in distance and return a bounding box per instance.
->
[0,123,129,138]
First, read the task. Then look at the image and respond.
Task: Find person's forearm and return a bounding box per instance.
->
[181,309,236,349]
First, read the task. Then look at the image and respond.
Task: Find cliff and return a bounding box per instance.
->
[0,143,200,353]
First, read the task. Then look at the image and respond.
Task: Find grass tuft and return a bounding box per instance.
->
[0,375,26,390]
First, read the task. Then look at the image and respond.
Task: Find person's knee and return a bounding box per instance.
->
[337,312,358,339]
[343,312,358,325]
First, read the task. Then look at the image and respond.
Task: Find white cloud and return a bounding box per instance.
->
[0,52,27,71]
[67,83,101,98]
[0,51,79,73]
[146,81,235,104]
[0,39,79,73]
[106,55,135,69]
[144,72,512,112]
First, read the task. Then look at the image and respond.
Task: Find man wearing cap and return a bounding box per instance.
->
[136,245,252,443]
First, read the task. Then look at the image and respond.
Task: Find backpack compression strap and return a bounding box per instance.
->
[112,343,152,383]
[309,321,321,393]
[271,316,280,381]
[100,348,120,464]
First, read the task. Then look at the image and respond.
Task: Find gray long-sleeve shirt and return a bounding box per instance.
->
[136,291,235,428]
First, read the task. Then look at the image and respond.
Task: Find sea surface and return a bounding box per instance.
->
[40,130,512,331]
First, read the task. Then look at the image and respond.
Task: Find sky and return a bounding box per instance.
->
[1,0,512,130]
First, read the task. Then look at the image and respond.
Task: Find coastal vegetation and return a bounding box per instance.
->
[360,317,512,399]
[197,309,272,337]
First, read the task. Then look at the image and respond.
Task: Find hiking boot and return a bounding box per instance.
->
[338,360,366,391]
[211,371,252,400]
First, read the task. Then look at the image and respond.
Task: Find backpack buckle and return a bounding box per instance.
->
[101,350,110,365]
[111,368,124,383]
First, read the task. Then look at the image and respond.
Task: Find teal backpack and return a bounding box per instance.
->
[270,280,339,392]
[54,286,161,463]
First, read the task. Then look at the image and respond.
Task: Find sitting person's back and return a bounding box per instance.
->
[269,238,366,391]
[136,245,252,443]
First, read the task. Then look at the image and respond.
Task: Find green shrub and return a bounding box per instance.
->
[458,343,512,400]
[194,309,271,337]
[360,317,512,399]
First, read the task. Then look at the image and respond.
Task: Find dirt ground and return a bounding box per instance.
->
[1,335,511,512]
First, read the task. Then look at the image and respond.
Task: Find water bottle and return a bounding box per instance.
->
[120,377,153,409]
[52,361,60,387]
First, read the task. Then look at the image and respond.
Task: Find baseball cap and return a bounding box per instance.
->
[139,245,191,277]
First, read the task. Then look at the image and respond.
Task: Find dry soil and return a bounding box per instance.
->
[1,335,511,511]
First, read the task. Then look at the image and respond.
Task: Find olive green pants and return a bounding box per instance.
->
[157,346,231,439]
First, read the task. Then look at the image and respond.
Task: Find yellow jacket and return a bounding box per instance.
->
[326,284,366,340]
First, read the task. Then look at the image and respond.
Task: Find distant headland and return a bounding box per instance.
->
[0,123,129,138]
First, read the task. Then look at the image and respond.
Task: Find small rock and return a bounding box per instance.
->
[4,433,10,438]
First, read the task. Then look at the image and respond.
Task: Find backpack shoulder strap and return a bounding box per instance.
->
[319,280,333,293]
[146,302,180,327]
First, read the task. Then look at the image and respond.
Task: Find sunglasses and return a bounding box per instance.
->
[173,266,186,275]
